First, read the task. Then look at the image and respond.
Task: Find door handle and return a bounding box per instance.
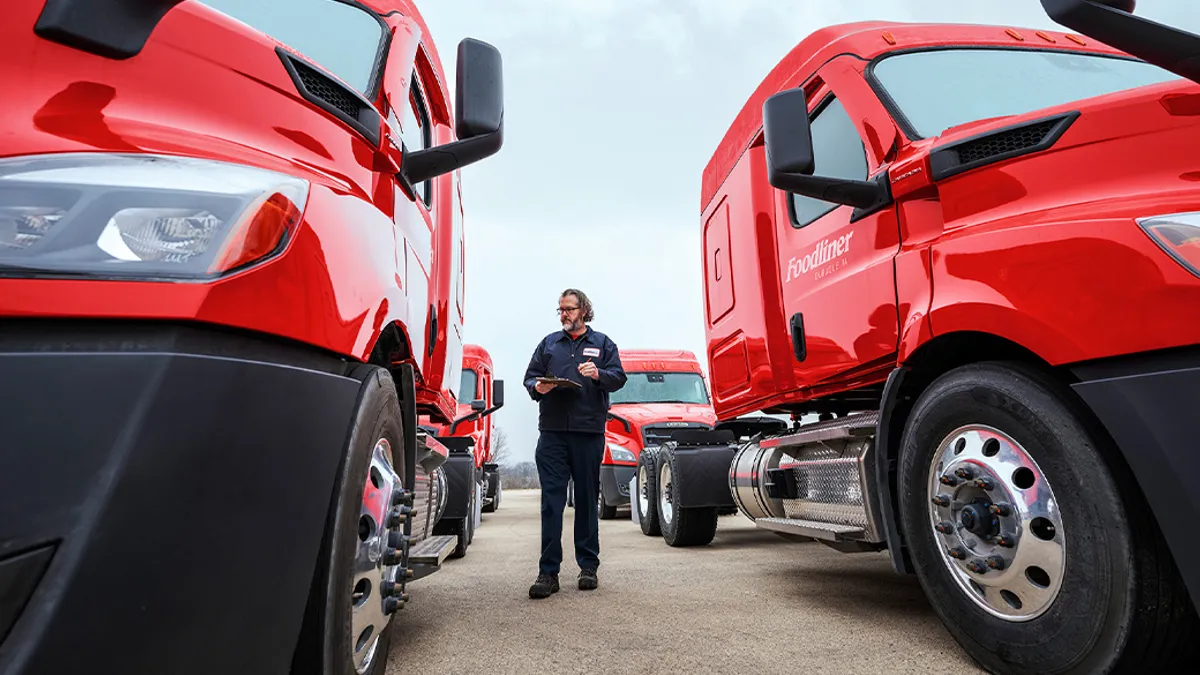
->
[790,312,806,362]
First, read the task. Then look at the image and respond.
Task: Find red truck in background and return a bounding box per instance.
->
[418,343,505,557]
[0,1,504,674]
[646,0,1200,673]
[599,350,717,525]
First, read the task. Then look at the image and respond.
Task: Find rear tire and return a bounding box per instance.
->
[598,491,618,520]
[897,361,1199,675]
[291,366,403,675]
[482,472,498,513]
[636,448,661,536]
[657,447,718,547]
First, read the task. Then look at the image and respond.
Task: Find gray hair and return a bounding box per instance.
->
[560,288,594,322]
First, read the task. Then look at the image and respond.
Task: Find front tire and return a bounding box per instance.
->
[636,448,661,536]
[291,366,406,675]
[897,361,1198,675]
[598,490,618,520]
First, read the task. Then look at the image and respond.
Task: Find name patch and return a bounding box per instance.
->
[582,347,600,358]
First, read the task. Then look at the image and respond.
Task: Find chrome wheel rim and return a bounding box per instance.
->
[351,438,404,673]
[658,463,674,527]
[637,465,651,517]
[927,424,1065,622]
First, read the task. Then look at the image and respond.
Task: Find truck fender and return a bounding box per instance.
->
[874,366,915,575]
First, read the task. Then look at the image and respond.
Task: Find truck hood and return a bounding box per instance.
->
[608,403,717,427]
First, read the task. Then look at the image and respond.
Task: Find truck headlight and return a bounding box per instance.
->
[1137,211,1200,278]
[607,444,636,463]
[0,153,309,280]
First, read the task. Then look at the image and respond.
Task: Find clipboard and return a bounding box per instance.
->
[537,376,582,390]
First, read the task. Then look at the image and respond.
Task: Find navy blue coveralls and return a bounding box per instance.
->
[523,326,627,575]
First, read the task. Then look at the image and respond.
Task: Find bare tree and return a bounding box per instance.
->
[491,426,510,467]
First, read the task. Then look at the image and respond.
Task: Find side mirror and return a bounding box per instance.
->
[456,38,504,139]
[1040,0,1200,84]
[471,399,487,412]
[762,90,890,213]
[492,380,505,409]
[401,38,504,186]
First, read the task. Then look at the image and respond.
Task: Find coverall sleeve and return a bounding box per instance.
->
[596,337,627,393]
[523,339,548,401]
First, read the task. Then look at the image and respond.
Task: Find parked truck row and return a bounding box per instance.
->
[630,1,1200,673]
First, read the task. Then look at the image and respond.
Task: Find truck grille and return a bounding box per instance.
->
[642,422,712,447]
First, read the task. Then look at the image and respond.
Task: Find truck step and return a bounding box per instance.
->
[755,517,865,541]
[760,411,878,450]
[408,535,458,566]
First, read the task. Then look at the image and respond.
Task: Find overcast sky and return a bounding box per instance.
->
[415,1,1200,465]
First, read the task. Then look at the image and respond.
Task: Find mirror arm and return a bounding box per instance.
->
[448,404,501,435]
[767,168,892,211]
[1040,0,1200,84]
[400,121,504,186]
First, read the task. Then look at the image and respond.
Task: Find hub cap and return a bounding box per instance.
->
[927,425,1065,622]
[351,438,405,673]
[637,465,651,517]
[658,463,674,526]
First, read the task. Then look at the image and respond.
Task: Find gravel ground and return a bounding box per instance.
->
[387,489,985,675]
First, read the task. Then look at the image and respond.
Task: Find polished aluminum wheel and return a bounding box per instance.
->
[927,425,1065,622]
[350,438,405,673]
[658,462,674,528]
[637,464,651,517]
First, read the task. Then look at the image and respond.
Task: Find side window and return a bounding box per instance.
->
[388,71,433,210]
[790,96,868,228]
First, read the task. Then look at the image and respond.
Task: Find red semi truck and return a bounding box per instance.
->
[0,1,503,674]
[646,0,1200,672]
[599,349,717,523]
[418,343,505,557]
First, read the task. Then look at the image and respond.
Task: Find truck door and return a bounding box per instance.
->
[774,57,901,389]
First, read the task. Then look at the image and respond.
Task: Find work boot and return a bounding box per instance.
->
[578,568,598,591]
[529,573,559,599]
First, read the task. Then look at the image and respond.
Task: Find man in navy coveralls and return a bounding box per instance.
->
[523,288,627,599]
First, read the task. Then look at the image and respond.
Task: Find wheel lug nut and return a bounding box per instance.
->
[384,597,404,614]
[947,547,967,560]
[991,534,1015,548]
[387,506,412,528]
[954,467,975,480]
[986,555,1007,570]
[381,580,404,596]
[935,521,955,535]
[966,559,989,574]
[384,547,404,565]
[939,475,959,487]
[388,531,411,549]
[973,477,995,490]
[391,488,413,507]
[987,503,1011,517]
[932,495,951,507]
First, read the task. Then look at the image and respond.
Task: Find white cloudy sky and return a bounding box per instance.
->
[416,1,1200,464]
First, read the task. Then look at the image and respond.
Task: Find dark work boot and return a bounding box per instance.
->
[578,568,598,591]
[529,573,559,599]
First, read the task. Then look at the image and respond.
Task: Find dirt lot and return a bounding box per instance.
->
[387,489,985,675]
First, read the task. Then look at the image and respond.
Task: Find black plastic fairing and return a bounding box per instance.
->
[929,111,1080,181]
[34,0,188,60]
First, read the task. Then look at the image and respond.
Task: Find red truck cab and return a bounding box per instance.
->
[0,1,504,674]
[599,350,716,518]
[417,343,504,557]
[663,1,1200,672]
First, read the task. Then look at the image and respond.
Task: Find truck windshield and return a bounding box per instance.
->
[199,0,384,98]
[870,48,1182,139]
[458,369,479,404]
[610,372,710,406]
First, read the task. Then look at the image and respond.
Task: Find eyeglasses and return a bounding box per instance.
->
[557,306,579,314]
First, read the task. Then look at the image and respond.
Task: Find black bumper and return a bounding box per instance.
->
[0,321,363,675]
[1071,346,1200,611]
[600,465,635,506]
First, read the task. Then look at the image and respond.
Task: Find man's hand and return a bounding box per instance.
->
[535,381,557,395]
[578,361,599,380]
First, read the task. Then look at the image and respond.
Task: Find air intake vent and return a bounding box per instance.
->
[275,47,381,148]
[929,111,1080,181]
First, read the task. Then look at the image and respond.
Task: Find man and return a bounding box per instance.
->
[523,288,627,599]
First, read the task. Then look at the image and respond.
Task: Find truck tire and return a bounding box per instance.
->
[482,472,499,513]
[897,361,1199,675]
[657,447,718,547]
[291,366,404,675]
[598,490,618,520]
[636,447,662,536]
[492,475,502,511]
[449,482,474,559]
